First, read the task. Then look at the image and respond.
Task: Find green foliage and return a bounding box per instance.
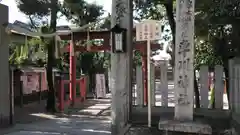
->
[133,0,166,21]
[16,0,51,17]
[61,0,104,26]
[9,38,47,67]
[194,0,240,68]
[194,40,222,69]
[15,0,105,71]
[133,50,142,66]
[133,0,240,68]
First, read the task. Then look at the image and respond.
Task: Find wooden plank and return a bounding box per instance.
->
[214,65,224,109]
[160,61,168,107]
[199,66,209,108]
[136,66,144,106]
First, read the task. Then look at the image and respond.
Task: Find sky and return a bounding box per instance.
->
[0,0,111,26]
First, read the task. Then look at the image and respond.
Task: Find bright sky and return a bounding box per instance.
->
[0,0,111,26]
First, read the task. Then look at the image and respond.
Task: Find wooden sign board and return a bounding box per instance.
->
[136,20,161,41]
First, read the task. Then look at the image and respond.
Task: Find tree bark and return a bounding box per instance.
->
[46,0,58,113]
[164,0,176,67]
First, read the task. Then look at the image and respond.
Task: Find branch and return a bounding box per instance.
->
[28,15,38,29]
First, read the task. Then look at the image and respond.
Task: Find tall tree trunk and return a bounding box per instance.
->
[46,0,58,113]
[164,0,176,67]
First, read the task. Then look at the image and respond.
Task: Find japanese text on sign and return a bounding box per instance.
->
[175,0,194,105]
[136,20,161,41]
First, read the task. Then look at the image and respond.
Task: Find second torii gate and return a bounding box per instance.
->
[59,29,161,105]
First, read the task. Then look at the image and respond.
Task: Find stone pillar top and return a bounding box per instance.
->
[0,4,8,25]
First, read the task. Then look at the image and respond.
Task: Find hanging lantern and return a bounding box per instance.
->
[55,35,61,58]
[111,24,127,53]
[70,33,75,56]
[86,31,92,51]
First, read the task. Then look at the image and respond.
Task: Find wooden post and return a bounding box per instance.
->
[38,72,42,103]
[10,68,14,125]
[214,65,224,109]
[160,61,168,107]
[229,59,234,111]
[142,50,148,105]
[234,64,240,113]
[234,65,239,112]
[150,63,155,106]
[174,0,195,121]
[199,66,209,108]
[59,78,64,112]
[136,66,144,106]
[110,0,133,134]
[19,80,23,108]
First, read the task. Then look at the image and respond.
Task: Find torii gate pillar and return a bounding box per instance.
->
[69,40,76,105]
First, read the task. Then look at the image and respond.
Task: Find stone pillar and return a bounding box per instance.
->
[110,0,133,134]
[174,0,195,121]
[159,1,211,134]
[0,4,10,128]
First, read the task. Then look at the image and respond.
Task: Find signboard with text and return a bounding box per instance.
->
[95,74,106,98]
[136,20,161,41]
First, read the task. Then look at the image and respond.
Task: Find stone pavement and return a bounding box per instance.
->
[4,115,111,135]
[2,98,112,135]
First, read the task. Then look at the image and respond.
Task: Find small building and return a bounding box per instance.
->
[12,67,60,105]
[6,21,37,44]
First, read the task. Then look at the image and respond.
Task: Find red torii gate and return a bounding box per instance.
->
[59,29,161,105]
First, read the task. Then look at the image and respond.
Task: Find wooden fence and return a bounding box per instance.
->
[134,61,229,110]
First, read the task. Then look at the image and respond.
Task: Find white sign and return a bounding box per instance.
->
[95,74,106,98]
[136,20,161,41]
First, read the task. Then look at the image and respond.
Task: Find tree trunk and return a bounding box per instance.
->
[194,72,200,108]
[164,0,176,67]
[46,0,58,113]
